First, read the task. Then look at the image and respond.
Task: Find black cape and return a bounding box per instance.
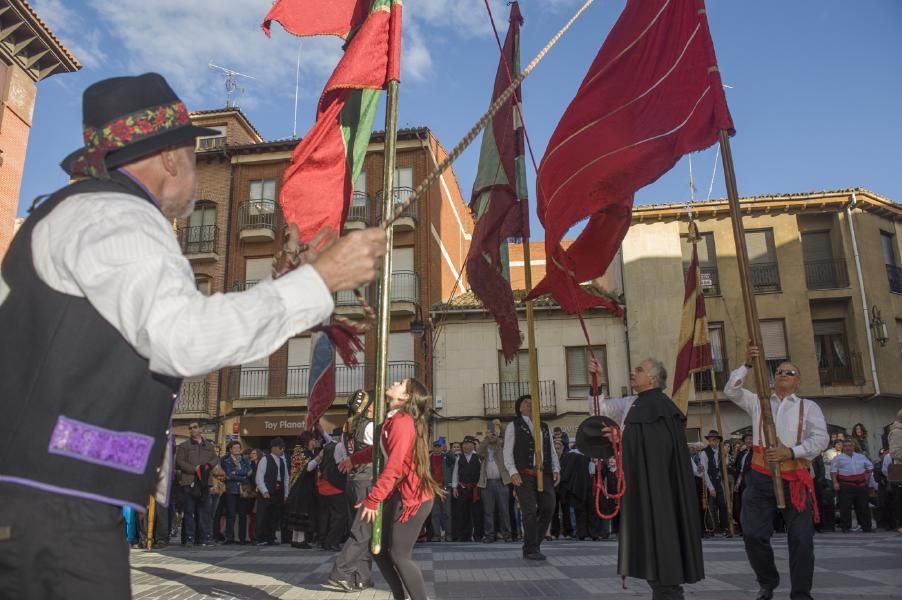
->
[618,388,704,585]
[559,451,591,503]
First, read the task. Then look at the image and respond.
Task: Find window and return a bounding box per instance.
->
[195,276,211,295]
[184,203,217,254]
[745,229,780,292]
[242,257,272,290]
[681,232,719,295]
[249,178,277,202]
[287,337,311,396]
[337,336,365,394]
[813,320,852,386]
[566,346,607,398]
[694,323,727,391]
[196,126,227,151]
[389,332,416,382]
[802,231,847,289]
[498,350,531,403]
[394,167,413,205]
[354,171,367,194]
[759,319,789,386]
[882,231,901,294]
[239,355,268,398]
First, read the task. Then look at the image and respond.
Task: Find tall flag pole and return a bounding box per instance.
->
[465,2,527,362]
[370,0,403,555]
[526,0,734,316]
[719,130,785,508]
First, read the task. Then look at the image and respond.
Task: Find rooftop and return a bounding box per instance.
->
[431,285,621,316]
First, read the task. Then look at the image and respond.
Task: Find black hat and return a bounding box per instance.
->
[63,72,219,179]
[705,430,723,441]
[462,436,478,445]
[514,394,531,417]
[575,416,619,460]
[269,437,285,450]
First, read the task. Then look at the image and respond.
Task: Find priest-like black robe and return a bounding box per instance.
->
[618,388,704,586]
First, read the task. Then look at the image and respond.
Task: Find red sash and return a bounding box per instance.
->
[837,472,869,488]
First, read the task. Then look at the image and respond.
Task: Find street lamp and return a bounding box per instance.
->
[870,305,888,347]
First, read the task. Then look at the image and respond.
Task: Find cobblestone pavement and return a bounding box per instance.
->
[130,532,902,599]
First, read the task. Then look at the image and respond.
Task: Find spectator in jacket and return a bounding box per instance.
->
[428,438,454,542]
[222,441,252,544]
[175,421,218,545]
[478,424,512,543]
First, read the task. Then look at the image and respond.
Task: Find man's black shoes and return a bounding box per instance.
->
[755,587,774,600]
[524,551,546,561]
[326,578,356,593]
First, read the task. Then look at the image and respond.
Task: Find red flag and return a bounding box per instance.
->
[671,225,713,414]
[465,2,527,362]
[266,0,402,246]
[528,0,734,313]
[262,0,371,39]
[306,330,336,430]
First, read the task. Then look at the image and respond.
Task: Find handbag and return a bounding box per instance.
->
[887,462,902,484]
[239,482,257,499]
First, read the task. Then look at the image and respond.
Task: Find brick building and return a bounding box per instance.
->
[0,0,80,257]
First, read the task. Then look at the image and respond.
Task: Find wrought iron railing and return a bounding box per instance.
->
[804,259,849,290]
[176,380,210,414]
[376,187,418,223]
[178,225,218,255]
[483,380,557,417]
[228,361,418,400]
[818,351,865,387]
[237,199,277,233]
[887,264,902,294]
[683,265,721,296]
[347,192,370,224]
[391,271,419,305]
[750,262,781,293]
[335,288,366,306]
[233,280,260,292]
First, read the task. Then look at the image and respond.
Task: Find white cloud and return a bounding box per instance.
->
[30,0,107,68]
[402,22,432,82]
[409,0,509,39]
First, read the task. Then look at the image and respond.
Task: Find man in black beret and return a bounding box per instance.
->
[0,73,386,597]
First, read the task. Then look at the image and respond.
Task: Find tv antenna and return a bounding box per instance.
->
[208,63,256,108]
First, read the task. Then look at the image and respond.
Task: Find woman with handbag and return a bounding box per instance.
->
[223,441,253,544]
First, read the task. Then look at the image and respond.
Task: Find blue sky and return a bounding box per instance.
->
[20,0,902,239]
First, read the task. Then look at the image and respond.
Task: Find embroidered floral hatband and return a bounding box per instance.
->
[69,100,190,179]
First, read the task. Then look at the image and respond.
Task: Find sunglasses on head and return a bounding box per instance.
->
[775,369,798,377]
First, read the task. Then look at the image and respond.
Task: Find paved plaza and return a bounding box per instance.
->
[129,532,902,600]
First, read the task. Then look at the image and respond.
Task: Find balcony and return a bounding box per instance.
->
[345,192,370,229]
[238,199,277,243]
[233,280,261,292]
[483,380,557,418]
[390,271,419,315]
[804,259,849,290]
[178,225,219,262]
[197,136,226,151]
[693,358,727,392]
[334,288,369,318]
[683,265,721,296]
[818,351,865,387]
[176,380,211,417]
[750,262,781,293]
[887,264,902,294]
[376,187,418,231]
[229,361,418,408]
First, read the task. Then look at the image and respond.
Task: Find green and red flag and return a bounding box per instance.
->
[671,222,713,414]
[262,0,402,245]
[465,2,527,362]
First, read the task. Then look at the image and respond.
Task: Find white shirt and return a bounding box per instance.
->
[255,454,289,499]
[698,446,722,492]
[723,366,829,462]
[28,189,334,377]
[882,453,894,478]
[502,416,562,476]
[831,452,873,477]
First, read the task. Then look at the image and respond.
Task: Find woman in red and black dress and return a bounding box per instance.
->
[353,378,444,600]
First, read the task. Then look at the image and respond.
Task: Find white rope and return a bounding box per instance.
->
[706,145,720,201]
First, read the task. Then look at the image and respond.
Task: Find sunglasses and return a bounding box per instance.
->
[775,369,798,377]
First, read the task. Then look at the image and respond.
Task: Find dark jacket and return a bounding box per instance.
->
[175,438,218,487]
[222,455,252,495]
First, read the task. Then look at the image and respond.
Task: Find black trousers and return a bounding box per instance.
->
[740,470,814,600]
[707,479,729,532]
[889,484,902,529]
[837,484,872,532]
[373,494,434,600]
[224,493,248,542]
[516,473,555,555]
[256,493,285,543]
[452,486,482,541]
[331,479,374,585]
[0,483,131,599]
[318,492,350,548]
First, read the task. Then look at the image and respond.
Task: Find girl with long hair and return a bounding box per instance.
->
[356,378,444,600]
[851,423,870,458]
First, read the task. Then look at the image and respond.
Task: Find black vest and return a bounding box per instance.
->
[512,417,553,473]
[457,453,481,484]
[320,441,348,490]
[703,446,721,484]
[263,453,288,492]
[0,174,181,509]
[346,417,373,481]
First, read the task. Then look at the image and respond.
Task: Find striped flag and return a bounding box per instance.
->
[263,0,402,245]
[306,329,336,431]
[671,223,713,414]
[465,2,527,362]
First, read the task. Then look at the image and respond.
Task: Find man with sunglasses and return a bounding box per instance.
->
[724,345,829,600]
[175,421,218,546]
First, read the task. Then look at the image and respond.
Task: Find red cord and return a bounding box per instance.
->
[593,425,626,519]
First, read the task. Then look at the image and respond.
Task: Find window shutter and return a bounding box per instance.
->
[244,258,272,283]
[802,232,832,262]
[760,320,788,359]
[709,325,724,369]
[813,320,844,336]
[745,230,772,263]
[567,348,587,387]
[288,338,311,366]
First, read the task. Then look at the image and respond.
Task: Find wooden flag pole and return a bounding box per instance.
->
[521,241,543,491]
[146,496,155,550]
[710,371,735,535]
[370,75,401,556]
[718,130,785,508]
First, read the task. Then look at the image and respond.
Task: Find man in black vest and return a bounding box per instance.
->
[255,438,290,545]
[452,436,483,541]
[699,430,730,536]
[503,394,560,560]
[0,73,386,597]
[732,433,753,532]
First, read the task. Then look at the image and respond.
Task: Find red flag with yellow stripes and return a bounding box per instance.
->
[671,222,713,414]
